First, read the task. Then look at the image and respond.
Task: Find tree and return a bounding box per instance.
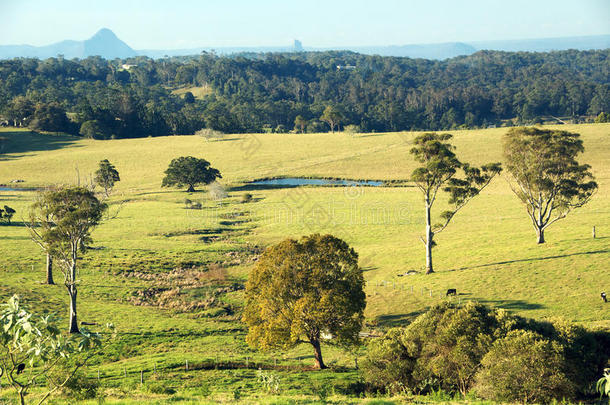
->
[320,106,343,133]
[94,159,120,197]
[4,96,35,127]
[410,133,501,273]
[29,103,73,133]
[0,295,107,405]
[0,205,16,224]
[594,112,610,123]
[28,187,107,333]
[243,234,366,369]
[161,156,221,192]
[294,115,307,133]
[79,120,107,140]
[503,127,597,244]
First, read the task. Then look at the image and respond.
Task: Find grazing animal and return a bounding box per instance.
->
[602,292,607,303]
[16,363,25,374]
[446,288,457,296]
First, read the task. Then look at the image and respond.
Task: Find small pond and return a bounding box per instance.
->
[0,187,33,191]
[249,178,384,187]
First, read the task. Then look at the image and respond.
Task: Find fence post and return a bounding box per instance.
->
[429,289,432,297]
[185,360,189,371]
[97,370,100,381]
[246,357,249,369]
[592,226,596,238]
[123,366,127,378]
[140,370,143,385]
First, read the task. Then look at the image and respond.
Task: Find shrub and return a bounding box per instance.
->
[52,369,100,400]
[196,128,224,141]
[474,330,575,403]
[144,380,176,395]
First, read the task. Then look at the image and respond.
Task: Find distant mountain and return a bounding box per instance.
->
[0,29,608,61]
[0,28,136,59]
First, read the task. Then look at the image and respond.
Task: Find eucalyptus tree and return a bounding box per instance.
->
[410,133,501,274]
[28,187,107,333]
[503,127,597,243]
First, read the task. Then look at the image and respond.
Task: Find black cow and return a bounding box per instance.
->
[16,363,25,374]
[446,288,457,296]
[602,292,607,303]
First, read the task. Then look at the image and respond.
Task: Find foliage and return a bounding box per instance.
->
[503,127,597,243]
[80,120,109,140]
[0,295,104,405]
[597,369,610,399]
[0,204,16,224]
[410,133,501,273]
[161,156,221,192]
[243,234,366,369]
[594,112,610,123]
[362,302,608,400]
[94,159,120,197]
[474,330,575,403]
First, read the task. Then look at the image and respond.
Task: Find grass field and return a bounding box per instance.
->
[0,124,609,403]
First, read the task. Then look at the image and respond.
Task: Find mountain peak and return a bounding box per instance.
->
[91,28,118,40]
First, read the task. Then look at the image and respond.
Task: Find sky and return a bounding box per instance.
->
[0,0,608,49]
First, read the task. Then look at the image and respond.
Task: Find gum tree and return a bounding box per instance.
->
[28,187,107,333]
[410,133,502,274]
[243,234,366,369]
[503,127,597,244]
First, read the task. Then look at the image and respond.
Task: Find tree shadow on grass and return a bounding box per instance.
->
[0,131,80,161]
[449,249,610,272]
[477,299,544,311]
[374,311,423,328]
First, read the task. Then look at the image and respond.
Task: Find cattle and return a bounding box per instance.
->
[446,288,457,296]
[602,292,607,303]
[16,363,25,374]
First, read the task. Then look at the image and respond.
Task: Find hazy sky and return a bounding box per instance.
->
[1,0,608,49]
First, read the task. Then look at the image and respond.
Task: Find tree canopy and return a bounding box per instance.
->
[243,234,366,369]
[161,156,221,192]
[503,127,597,243]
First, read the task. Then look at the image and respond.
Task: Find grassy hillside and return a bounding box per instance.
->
[0,124,608,403]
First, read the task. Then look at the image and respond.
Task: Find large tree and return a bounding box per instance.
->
[28,187,107,333]
[161,156,221,192]
[243,234,366,369]
[503,127,597,244]
[410,133,501,274]
[94,159,120,197]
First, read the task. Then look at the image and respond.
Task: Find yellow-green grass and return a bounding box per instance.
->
[0,124,609,402]
[171,85,213,99]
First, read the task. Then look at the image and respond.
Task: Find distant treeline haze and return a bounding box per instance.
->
[0,50,608,137]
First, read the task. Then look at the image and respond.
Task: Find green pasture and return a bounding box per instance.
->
[0,124,608,403]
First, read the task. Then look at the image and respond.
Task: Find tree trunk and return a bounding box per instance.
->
[311,338,327,369]
[187,184,195,192]
[68,257,79,334]
[536,227,545,244]
[68,285,79,334]
[425,199,434,274]
[46,253,54,285]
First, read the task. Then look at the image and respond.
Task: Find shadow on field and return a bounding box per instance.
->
[450,249,610,272]
[0,131,79,160]
[375,311,423,327]
[478,299,544,311]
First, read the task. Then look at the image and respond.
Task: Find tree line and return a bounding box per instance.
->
[0,50,608,136]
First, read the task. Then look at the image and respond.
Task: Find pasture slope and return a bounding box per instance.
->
[0,123,608,403]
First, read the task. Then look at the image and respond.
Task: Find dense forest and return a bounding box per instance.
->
[0,49,608,137]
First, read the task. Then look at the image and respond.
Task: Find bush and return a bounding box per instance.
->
[474,330,575,403]
[144,380,176,395]
[53,369,100,400]
[196,128,224,141]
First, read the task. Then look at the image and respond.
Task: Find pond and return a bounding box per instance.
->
[0,187,33,191]
[248,177,384,187]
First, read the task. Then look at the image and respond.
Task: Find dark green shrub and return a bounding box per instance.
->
[241,193,253,203]
[55,369,100,400]
[474,330,575,403]
[144,380,176,395]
